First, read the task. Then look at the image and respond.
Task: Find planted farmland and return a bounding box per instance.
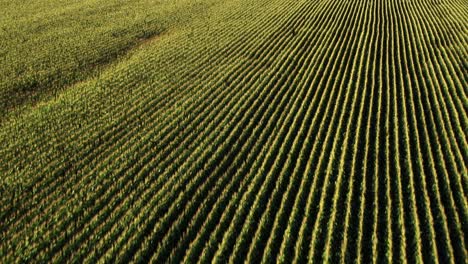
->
[0,0,467,262]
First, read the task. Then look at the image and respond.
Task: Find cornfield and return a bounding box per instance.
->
[1,0,467,262]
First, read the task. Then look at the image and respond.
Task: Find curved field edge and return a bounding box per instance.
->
[0,0,220,122]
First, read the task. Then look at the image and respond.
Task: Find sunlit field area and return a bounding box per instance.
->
[1,0,467,262]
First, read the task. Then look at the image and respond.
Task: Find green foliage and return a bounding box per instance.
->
[1,0,467,263]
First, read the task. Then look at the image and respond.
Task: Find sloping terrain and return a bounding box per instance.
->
[1,0,467,262]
